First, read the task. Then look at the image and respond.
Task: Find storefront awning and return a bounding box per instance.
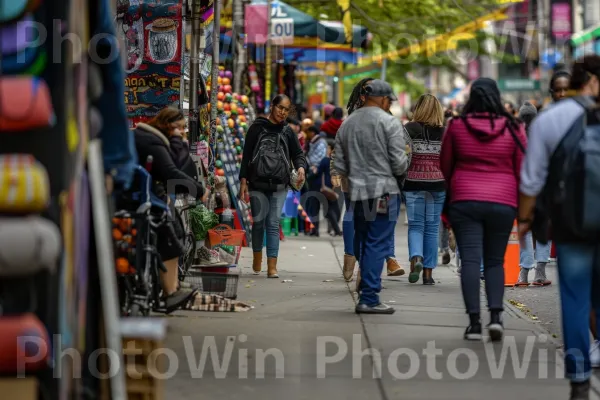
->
[282,47,361,64]
[248,0,368,47]
[571,23,600,47]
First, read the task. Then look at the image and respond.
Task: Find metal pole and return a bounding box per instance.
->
[232,0,246,93]
[189,0,202,143]
[380,58,387,81]
[209,0,222,186]
[265,0,272,112]
[180,0,187,111]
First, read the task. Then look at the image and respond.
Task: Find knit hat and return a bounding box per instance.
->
[518,101,537,126]
[324,103,335,117]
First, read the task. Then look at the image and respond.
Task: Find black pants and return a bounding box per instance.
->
[326,199,342,235]
[449,201,516,314]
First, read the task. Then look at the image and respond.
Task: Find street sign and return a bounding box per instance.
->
[497,79,541,91]
[271,18,294,45]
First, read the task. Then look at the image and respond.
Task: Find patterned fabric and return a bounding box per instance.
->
[307,136,327,167]
[186,294,253,312]
[405,122,444,182]
[0,154,49,213]
[403,122,444,192]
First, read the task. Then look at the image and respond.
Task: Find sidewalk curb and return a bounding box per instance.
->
[451,265,600,399]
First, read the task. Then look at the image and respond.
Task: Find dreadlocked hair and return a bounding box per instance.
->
[462,84,521,133]
[347,77,374,115]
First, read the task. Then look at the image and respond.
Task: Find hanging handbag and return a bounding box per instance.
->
[321,174,338,202]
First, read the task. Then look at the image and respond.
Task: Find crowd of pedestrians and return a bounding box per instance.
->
[239,55,600,400]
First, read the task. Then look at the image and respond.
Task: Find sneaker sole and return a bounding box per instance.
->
[388,269,406,277]
[408,263,423,283]
[355,307,396,315]
[464,333,482,341]
[488,324,504,342]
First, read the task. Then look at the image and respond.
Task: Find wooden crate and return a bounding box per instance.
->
[0,377,38,400]
[121,318,168,400]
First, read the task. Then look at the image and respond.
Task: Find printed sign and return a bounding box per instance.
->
[271,18,294,45]
[551,2,571,41]
[117,0,183,125]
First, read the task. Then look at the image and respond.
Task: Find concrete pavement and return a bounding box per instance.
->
[161,224,593,400]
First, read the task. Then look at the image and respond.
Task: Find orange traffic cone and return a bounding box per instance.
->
[504,220,520,287]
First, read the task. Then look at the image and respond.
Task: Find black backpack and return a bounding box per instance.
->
[543,96,600,241]
[249,127,291,191]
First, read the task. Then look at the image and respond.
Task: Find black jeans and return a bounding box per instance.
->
[449,201,516,315]
[326,199,342,235]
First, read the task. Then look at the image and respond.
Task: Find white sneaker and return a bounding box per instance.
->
[590,340,600,368]
[195,246,228,267]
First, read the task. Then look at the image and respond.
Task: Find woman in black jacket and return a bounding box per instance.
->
[239,95,306,278]
[133,107,206,312]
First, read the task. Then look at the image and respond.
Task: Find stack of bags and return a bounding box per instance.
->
[0,2,61,395]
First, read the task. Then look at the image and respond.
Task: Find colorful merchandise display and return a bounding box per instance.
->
[202,66,255,244]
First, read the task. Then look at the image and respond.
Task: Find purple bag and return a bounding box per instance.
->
[0,14,37,55]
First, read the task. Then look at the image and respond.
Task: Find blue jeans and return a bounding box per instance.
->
[404,191,446,269]
[343,194,354,256]
[353,195,400,306]
[250,189,287,258]
[556,242,600,382]
[520,231,552,269]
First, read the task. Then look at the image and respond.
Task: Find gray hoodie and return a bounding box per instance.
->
[333,106,408,201]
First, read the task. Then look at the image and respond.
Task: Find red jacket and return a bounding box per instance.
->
[440,114,527,209]
[320,118,343,138]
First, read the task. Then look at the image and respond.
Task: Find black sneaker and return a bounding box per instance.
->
[488,312,504,342]
[570,380,590,400]
[464,323,482,341]
[487,322,504,342]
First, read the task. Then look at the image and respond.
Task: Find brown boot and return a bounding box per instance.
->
[343,255,356,282]
[252,252,262,275]
[422,268,435,286]
[387,258,405,276]
[267,257,279,278]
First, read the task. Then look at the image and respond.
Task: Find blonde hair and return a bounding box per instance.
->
[411,94,444,127]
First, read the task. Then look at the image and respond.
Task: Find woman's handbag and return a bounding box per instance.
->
[321,175,339,202]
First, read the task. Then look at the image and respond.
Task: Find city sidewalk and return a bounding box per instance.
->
[163,224,589,400]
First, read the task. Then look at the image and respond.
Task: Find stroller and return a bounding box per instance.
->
[113,158,184,316]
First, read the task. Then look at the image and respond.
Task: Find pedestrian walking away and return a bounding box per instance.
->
[333,79,408,314]
[403,94,446,285]
[519,56,600,400]
[239,94,307,279]
[305,125,328,236]
[441,77,527,342]
[332,77,405,282]
[516,81,568,286]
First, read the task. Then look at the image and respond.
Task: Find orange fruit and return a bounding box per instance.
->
[115,257,129,274]
[112,229,123,240]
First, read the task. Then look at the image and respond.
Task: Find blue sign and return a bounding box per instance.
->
[540,49,564,70]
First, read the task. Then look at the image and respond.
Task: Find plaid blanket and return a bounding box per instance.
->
[185,294,253,312]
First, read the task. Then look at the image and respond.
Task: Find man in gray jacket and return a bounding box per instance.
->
[334,79,408,314]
